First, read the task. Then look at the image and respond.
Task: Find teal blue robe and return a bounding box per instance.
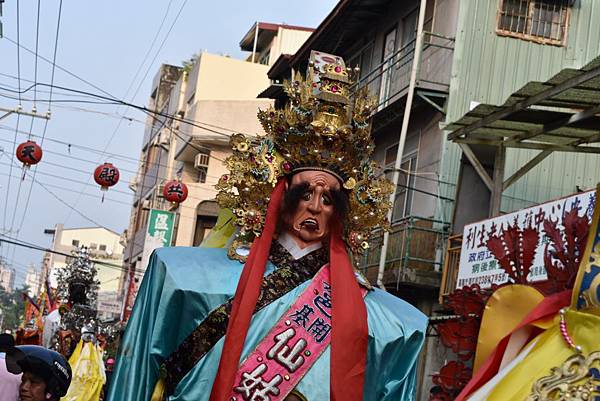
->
[108,247,427,401]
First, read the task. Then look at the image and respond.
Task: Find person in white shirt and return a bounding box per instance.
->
[0,333,20,401]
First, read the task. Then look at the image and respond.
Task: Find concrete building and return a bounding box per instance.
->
[0,266,15,293]
[172,53,273,247]
[24,265,41,297]
[43,224,125,319]
[120,22,314,317]
[240,22,314,66]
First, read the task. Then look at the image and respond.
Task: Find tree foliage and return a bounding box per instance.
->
[0,285,29,332]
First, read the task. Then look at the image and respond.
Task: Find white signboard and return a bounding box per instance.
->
[97,291,122,315]
[457,190,595,289]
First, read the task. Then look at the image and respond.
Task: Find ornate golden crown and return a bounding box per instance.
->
[215,51,393,261]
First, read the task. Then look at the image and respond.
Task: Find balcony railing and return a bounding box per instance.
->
[358,216,450,289]
[350,31,455,112]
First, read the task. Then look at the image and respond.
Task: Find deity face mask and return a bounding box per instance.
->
[283,170,341,248]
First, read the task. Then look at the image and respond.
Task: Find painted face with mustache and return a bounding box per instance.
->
[283,170,341,249]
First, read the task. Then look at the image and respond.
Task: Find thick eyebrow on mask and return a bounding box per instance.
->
[282,181,349,220]
[282,182,311,217]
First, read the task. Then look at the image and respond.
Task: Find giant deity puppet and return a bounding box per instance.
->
[108,51,427,401]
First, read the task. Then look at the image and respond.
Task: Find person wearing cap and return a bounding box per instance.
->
[5,345,71,401]
[109,51,427,401]
[0,333,20,401]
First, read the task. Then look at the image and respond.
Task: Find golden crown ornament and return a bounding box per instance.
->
[216,51,393,262]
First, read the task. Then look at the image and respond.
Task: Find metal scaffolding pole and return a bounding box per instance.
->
[376,0,427,290]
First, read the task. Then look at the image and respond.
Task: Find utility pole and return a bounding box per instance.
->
[0,106,51,121]
[0,0,4,39]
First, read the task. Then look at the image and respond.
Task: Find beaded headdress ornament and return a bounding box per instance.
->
[216,51,393,261]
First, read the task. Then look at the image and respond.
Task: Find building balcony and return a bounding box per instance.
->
[358,216,450,289]
[350,31,454,118]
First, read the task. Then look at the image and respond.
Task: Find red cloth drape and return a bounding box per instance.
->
[329,222,368,401]
[209,179,286,401]
[209,180,369,401]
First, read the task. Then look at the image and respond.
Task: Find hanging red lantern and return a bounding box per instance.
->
[94,162,120,195]
[16,140,43,167]
[163,180,188,204]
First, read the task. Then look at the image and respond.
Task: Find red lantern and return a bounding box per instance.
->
[163,180,188,204]
[94,163,120,191]
[16,140,43,167]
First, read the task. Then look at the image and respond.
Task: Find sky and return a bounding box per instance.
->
[0,0,338,285]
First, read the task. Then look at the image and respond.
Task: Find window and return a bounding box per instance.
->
[193,216,218,246]
[348,42,374,81]
[71,239,80,247]
[497,0,571,45]
[90,243,97,250]
[134,205,150,233]
[379,27,398,108]
[197,168,207,184]
[259,50,271,66]
[99,244,107,251]
[423,0,436,35]
[187,93,195,106]
[385,144,417,222]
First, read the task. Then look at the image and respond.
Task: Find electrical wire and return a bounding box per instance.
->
[0,141,222,202]
[65,0,189,225]
[6,0,44,261]
[2,0,23,262]
[8,0,65,264]
[0,170,131,206]
[2,36,117,99]
[0,161,134,197]
[0,123,223,171]
[0,155,219,219]
[0,235,142,275]
[0,81,237,140]
[3,154,116,231]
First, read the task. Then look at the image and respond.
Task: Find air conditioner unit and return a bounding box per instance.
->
[157,184,165,198]
[158,132,170,146]
[194,153,210,170]
[142,199,151,210]
[128,176,138,192]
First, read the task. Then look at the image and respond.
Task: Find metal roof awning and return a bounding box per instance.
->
[446,55,600,216]
[447,55,600,153]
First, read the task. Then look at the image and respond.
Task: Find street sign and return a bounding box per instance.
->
[123,209,175,321]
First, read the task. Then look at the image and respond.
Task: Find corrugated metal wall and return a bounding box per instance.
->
[440,0,600,216]
[278,29,313,59]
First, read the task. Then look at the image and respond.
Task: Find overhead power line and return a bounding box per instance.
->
[5,0,66,264]
[3,155,116,231]
[0,236,142,276]
[2,0,23,262]
[65,0,189,226]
